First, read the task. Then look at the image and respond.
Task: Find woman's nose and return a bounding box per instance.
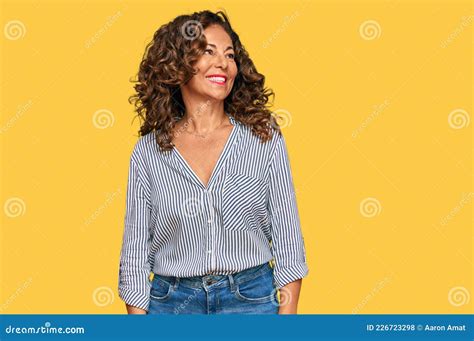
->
[214,53,228,68]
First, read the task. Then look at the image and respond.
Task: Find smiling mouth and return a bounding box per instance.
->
[205,76,227,85]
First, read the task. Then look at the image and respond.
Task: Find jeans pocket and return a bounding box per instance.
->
[234,269,277,304]
[150,276,173,302]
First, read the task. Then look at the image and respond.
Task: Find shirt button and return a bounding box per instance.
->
[207,219,212,224]
[207,250,212,254]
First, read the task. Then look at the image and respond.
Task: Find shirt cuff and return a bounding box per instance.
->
[118,288,150,312]
[273,262,309,289]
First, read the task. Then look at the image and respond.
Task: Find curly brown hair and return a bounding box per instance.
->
[128,9,282,152]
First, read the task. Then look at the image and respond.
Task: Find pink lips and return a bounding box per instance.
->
[205,74,227,86]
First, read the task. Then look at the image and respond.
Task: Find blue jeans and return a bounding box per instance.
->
[147,262,279,314]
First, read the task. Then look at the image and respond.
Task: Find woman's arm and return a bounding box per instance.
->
[278,279,302,314]
[267,132,309,314]
[118,144,154,314]
[126,304,147,315]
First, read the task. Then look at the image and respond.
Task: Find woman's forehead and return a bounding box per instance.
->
[204,25,233,47]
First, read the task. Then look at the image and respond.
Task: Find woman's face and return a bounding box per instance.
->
[181,24,238,102]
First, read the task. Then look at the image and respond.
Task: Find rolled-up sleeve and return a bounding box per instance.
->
[267,132,309,289]
[118,149,153,311]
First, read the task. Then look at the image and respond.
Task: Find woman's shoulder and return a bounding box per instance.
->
[129,131,159,165]
[239,123,283,153]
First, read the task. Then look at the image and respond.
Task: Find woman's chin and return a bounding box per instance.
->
[204,92,229,101]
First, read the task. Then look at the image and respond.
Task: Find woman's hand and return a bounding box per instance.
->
[277,279,302,314]
[126,304,147,314]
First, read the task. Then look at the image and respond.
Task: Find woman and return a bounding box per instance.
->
[118,10,309,315]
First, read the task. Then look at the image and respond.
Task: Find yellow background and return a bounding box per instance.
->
[1,0,472,314]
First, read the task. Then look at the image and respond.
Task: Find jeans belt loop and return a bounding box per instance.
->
[227,273,236,293]
[173,277,180,290]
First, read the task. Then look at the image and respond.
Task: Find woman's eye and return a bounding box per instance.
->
[204,49,234,59]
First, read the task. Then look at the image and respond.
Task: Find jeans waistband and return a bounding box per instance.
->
[152,261,274,290]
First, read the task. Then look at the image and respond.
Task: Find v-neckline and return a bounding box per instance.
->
[172,115,237,190]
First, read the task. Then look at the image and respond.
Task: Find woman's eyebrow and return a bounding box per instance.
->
[207,43,234,51]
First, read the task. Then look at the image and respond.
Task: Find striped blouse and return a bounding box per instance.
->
[118,114,309,311]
